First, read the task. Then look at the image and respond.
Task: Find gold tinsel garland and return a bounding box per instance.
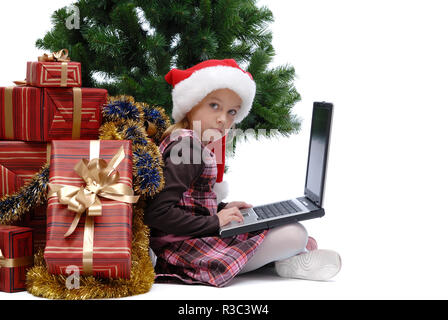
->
[8,95,170,299]
[0,164,48,225]
[26,205,154,299]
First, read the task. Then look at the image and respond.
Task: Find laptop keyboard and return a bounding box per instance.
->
[253,200,302,220]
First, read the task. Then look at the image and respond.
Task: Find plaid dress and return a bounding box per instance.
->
[151,129,267,287]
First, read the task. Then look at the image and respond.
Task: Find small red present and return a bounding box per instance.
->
[0,86,106,141]
[25,48,81,88]
[0,225,34,293]
[26,61,81,88]
[44,140,139,279]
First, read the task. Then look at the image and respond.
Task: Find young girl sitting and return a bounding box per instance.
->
[144,59,341,287]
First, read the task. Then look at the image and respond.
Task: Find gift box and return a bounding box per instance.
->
[0,141,49,251]
[0,141,49,197]
[0,225,34,293]
[26,61,82,88]
[23,48,81,88]
[0,86,106,141]
[44,140,138,279]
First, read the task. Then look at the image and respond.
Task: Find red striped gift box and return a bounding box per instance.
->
[44,140,134,279]
[26,61,82,87]
[0,225,34,293]
[0,86,43,141]
[0,141,49,197]
[0,86,106,141]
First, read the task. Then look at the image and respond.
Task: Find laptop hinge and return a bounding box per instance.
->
[303,196,320,209]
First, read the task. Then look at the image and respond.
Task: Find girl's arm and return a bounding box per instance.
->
[144,136,221,237]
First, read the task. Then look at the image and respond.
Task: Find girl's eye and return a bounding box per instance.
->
[229,109,237,116]
[210,103,219,109]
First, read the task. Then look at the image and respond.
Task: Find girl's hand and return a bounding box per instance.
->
[223,201,253,210]
[217,207,244,227]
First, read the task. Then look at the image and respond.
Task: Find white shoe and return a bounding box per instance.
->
[275,249,341,281]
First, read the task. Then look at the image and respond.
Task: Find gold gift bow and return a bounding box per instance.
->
[38,48,70,62]
[48,143,139,274]
[0,249,33,269]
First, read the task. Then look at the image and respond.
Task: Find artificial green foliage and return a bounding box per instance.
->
[36,0,301,144]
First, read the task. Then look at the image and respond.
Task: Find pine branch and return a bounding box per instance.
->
[36,0,303,142]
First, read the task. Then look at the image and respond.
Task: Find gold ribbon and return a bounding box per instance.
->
[0,249,33,269]
[72,88,82,139]
[4,87,14,139]
[38,49,70,62]
[48,142,139,275]
[12,80,26,86]
[46,143,51,163]
[61,62,68,87]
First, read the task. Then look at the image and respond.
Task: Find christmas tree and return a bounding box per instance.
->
[36,0,301,144]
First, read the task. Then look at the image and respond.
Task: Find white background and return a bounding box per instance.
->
[1,0,448,300]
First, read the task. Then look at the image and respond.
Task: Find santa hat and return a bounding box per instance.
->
[165,59,256,202]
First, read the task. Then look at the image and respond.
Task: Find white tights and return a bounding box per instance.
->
[239,223,308,274]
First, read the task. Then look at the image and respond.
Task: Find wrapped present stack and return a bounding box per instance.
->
[0,49,168,299]
[1,49,105,141]
[0,49,114,292]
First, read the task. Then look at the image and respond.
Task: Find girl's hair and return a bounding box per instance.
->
[160,113,237,142]
[161,117,191,141]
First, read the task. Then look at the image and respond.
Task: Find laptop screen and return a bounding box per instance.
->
[304,102,333,207]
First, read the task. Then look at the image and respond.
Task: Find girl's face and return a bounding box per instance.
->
[187,88,242,143]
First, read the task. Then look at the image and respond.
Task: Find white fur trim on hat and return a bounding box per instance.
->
[213,180,229,203]
[171,65,256,124]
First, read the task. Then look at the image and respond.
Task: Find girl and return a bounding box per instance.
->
[144,59,341,287]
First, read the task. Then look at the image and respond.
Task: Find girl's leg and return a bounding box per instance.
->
[239,222,342,281]
[239,223,308,274]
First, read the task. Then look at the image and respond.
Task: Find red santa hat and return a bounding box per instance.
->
[165,59,256,202]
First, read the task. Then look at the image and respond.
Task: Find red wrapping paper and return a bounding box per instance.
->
[0,141,49,251]
[0,141,49,197]
[44,140,134,279]
[26,61,82,87]
[0,225,33,293]
[21,206,47,252]
[0,86,106,141]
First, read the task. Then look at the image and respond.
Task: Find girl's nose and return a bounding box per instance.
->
[217,112,226,124]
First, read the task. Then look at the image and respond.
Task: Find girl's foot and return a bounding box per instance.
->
[306,236,318,251]
[275,249,341,281]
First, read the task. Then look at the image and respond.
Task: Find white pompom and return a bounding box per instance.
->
[213,180,229,203]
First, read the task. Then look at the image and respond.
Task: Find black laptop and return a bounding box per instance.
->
[220,102,333,238]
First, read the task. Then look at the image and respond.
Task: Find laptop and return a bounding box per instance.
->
[219,101,333,238]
